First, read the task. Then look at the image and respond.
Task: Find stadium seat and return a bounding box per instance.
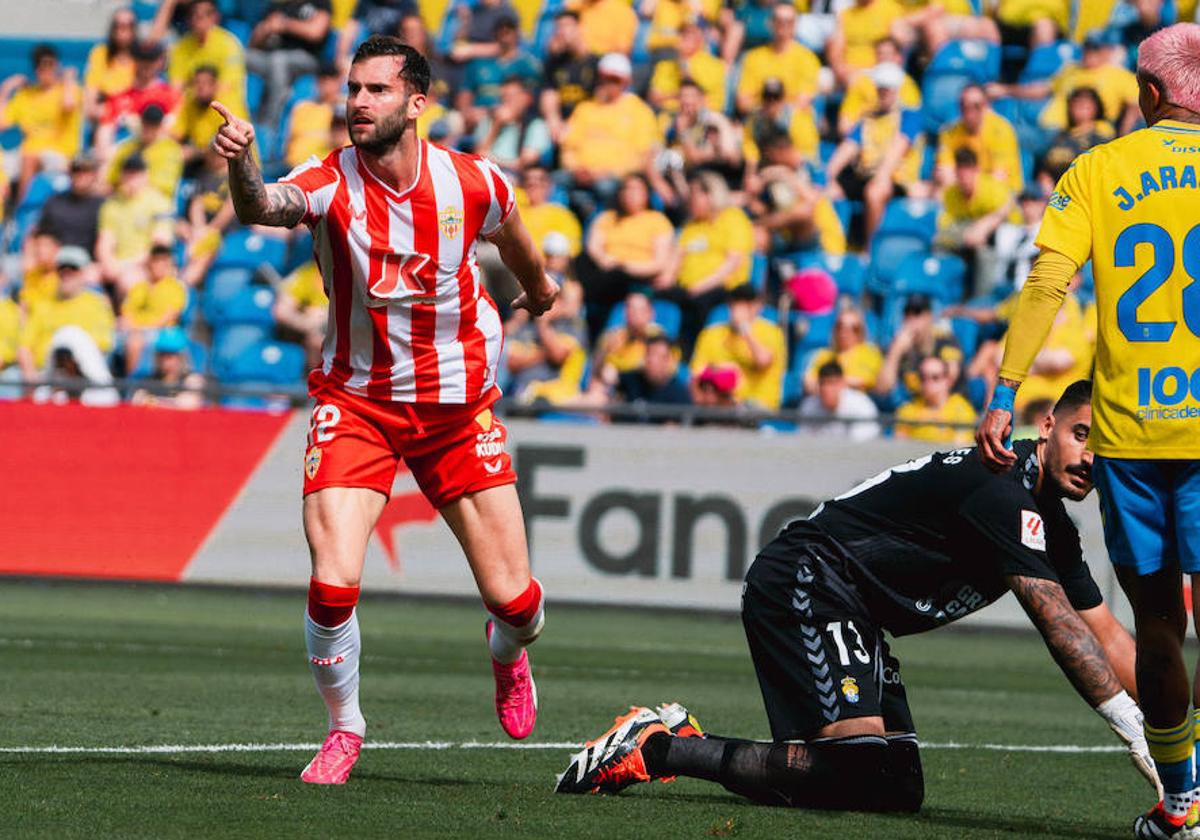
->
[891,252,967,303]
[218,339,306,385]
[950,317,981,361]
[213,229,289,273]
[603,298,683,341]
[207,284,276,328]
[875,198,939,241]
[211,323,271,373]
[921,40,1001,130]
[200,266,255,323]
[703,304,779,328]
[791,309,836,355]
[867,235,930,296]
[830,253,868,298]
[1020,41,1079,83]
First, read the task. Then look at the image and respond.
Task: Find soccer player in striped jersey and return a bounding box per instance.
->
[977,23,1200,839]
[210,35,559,785]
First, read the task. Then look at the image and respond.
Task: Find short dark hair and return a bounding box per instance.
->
[192,63,219,80]
[817,361,844,380]
[1053,379,1092,416]
[954,147,979,168]
[352,35,431,95]
[645,334,674,353]
[149,243,174,259]
[32,43,58,68]
[554,9,580,21]
[1067,85,1106,124]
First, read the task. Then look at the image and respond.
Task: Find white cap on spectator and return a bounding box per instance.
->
[871,62,905,90]
[56,245,92,270]
[542,231,571,258]
[598,52,633,80]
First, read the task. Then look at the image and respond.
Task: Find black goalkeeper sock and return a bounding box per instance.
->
[643,732,921,812]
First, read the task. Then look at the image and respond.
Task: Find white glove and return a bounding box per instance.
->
[1098,691,1164,800]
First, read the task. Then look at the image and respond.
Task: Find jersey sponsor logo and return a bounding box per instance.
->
[305,447,322,480]
[840,676,860,704]
[1020,509,1046,551]
[438,205,463,240]
[914,598,933,612]
[475,426,505,458]
[1048,191,1071,211]
[1137,366,1200,421]
[483,459,505,475]
[369,252,434,301]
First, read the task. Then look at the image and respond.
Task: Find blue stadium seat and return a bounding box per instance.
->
[791,309,836,355]
[1020,41,1079,83]
[876,198,939,241]
[602,298,683,341]
[867,235,930,295]
[200,266,255,323]
[211,323,271,373]
[921,40,1001,130]
[213,229,289,272]
[704,304,779,328]
[829,253,868,297]
[891,252,967,303]
[207,285,276,327]
[950,317,981,361]
[246,73,263,114]
[831,199,857,236]
[219,339,306,385]
[749,253,768,291]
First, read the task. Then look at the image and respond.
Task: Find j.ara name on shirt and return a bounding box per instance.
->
[1113,165,1200,211]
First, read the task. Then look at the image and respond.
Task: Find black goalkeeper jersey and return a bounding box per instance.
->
[798,440,1102,637]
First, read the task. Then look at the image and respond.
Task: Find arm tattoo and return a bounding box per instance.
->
[1007,575,1123,707]
[227,152,306,228]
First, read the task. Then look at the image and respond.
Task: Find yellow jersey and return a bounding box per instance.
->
[649,50,727,113]
[0,297,19,367]
[285,101,335,169]
[737,42,821,110]
[174,92,246,150]
[939,172,1017,227]
[20,291,115,367]
[937,110,1024,192]
[1018,119,1200,457]
[839,69,921,132]
[691,318,787,409]
[99,188,175,262]
[3,81,82,158]
[283,262,329,309]
[590,209,675,265]
[837,0,905,72]
[84,44,134,99]
[677,207,755,291]
[577,0,639,56]
[19,266,58,311]
[1042,63,1139,133]
[521,202,583,258]
[168,27,247,101]
[805,343,883,391]
[895,393,977,444]
[108,136,185,199]
[561,93,660,178]
[121,275,188,329]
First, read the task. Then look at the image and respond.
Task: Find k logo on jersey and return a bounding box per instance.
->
[1020,509,1046,551]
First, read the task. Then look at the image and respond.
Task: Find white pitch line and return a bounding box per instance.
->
[0,741,1124,755]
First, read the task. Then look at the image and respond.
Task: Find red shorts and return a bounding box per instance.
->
[302,372,516,508]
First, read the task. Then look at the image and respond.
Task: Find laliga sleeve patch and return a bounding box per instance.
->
[1020,509,1046,551]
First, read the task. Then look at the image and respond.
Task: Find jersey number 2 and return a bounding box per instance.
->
[1114,222,1200,341]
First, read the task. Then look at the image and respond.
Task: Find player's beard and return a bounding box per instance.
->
[351,100,409,156]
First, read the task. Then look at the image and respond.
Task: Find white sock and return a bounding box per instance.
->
[489,601,545,664]
[305,610,366,737]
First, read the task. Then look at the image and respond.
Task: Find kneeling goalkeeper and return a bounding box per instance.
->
[556,380,1159,810]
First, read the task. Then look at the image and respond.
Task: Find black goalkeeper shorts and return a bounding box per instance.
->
[742,533,915,742]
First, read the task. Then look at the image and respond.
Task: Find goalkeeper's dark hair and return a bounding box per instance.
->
[352,35,431,95]
[1053,379,1092,417]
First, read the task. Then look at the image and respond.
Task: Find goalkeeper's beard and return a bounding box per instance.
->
[351,105,410,156]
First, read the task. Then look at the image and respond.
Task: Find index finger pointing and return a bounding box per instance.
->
[211,100,235,123]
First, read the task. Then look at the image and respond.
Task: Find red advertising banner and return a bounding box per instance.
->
[0,403,290,580]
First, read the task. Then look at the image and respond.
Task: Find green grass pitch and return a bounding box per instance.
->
[0,580,1155,839]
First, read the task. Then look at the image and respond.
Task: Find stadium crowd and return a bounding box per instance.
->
[0,0,1174,438]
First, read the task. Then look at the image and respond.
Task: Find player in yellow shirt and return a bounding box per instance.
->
[736,3,821,113]
[895,355,977,443]
[0,44,83,200]
[936,85,1023,193]
[168,0,247,104]
[976,26,1200,837]
[17,246,115,377]
[827,0,905,88]
[691,284,787,409]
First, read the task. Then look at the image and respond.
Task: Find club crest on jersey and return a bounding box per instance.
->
[1020,509,1046,551]
[840,677,860,704]
[439,205,463,240]
[305,447,322,480]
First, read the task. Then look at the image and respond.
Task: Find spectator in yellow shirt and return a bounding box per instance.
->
[935,85,1022,193]
[824,62,925,247]
[648,19,727,113]
[575,0,639,56]
[578,173,675,340]
[96,154,175,293]
[174,65,247,165]
[691,283,787,410]
[592,289,667,374]
[827,0,906,88]
[107,103,185,200]
[17,246,115,378]
[992,0,1067,62]
[285,63,343,169]
[803,303,884,393]
[121,245,188,373]
[659,172,755,352]
[274,260,329,368]
[752,129,848,259]
[0,288,19,374]
[181,147,235,287]
[560,53,660,216]
[0,44,82,200]
[167,0,247,104]
[745,78,819,166]
[506,278,590,405]
[1038,86,1114,183]
[894,355,977,443]
[935,148,1017,295]
[83,9,137,123]
[837,37,921,137]
[129,326,206,410]
[735,2,821,113]
[518,165,583,257]
[890,0,997,58]
[650,80,743,208]
[19,230,62,312]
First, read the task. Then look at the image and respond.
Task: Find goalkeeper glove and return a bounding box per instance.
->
[986,383,1016,451]
[1097,691,1163,799]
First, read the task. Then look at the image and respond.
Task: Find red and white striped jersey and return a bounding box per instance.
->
[281,140,514,404]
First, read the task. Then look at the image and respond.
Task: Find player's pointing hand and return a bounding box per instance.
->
[210,100,255,161]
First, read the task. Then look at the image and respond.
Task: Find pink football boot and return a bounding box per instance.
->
[300,730,363,784]
[486,620,538,739]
